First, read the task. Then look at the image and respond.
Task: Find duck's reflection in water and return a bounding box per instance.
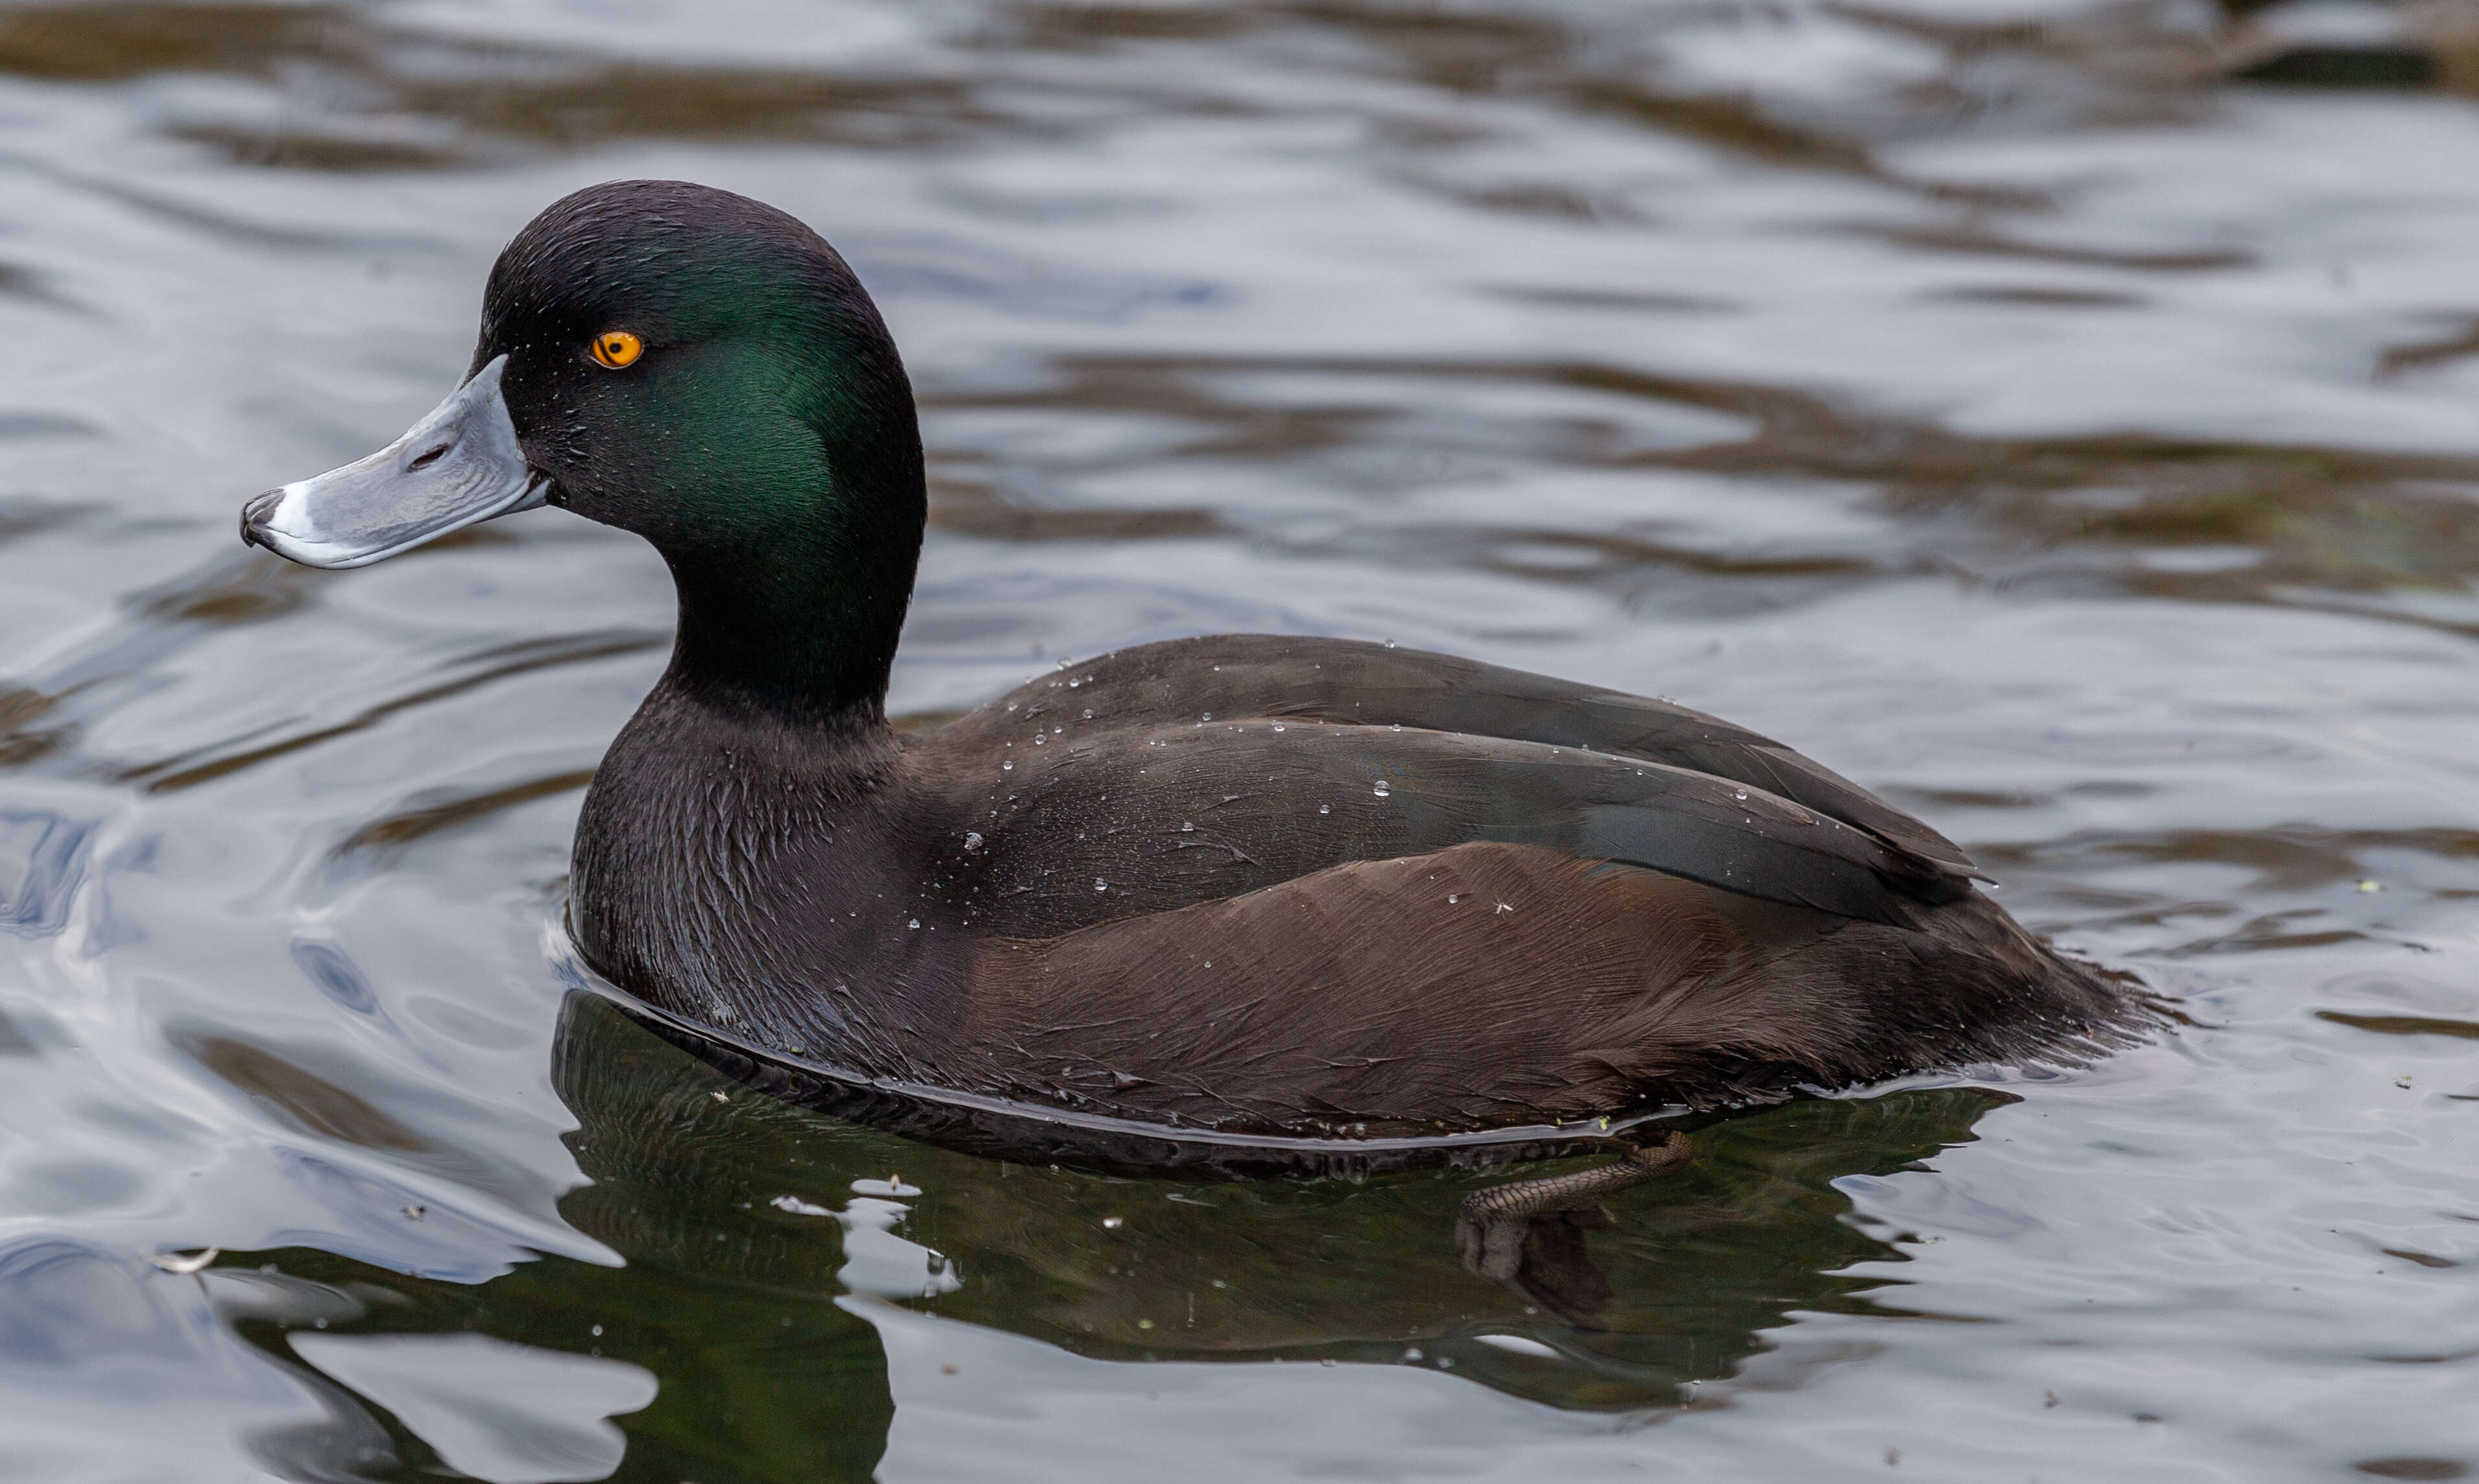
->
[542,993,2015,1473]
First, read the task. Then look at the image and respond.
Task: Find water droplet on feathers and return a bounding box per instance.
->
[1094,878,1108,891]
[963,832,984,851]
[1002,761,1014,771]
[908,918,921,929]
[1372,780,1392,797]
[1180,821,1194,832]
[1082,709,1094,719]
[1318,804,1330,814]
[1734,790,1748,800]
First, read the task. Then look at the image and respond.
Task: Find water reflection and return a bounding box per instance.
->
[49,992,2022,1479]
[547,994,2013,1423]
[0,1239,392,1479]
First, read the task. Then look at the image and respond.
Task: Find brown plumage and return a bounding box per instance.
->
[239,180,2155,1156]
[576,633,2150,1142]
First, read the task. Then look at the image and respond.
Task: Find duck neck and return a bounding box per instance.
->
[662,530,917,731]
[656,411,926,729]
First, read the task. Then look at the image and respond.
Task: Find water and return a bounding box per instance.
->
[1,1,2475,1478]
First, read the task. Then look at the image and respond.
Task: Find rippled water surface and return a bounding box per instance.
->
[4,0,2478,1478]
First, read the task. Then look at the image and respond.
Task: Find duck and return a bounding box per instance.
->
[242,179,2148,1155]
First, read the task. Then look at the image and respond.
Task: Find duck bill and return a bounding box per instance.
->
[240,355,545,569]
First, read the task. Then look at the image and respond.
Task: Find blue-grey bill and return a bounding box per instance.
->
[240,355,544,569]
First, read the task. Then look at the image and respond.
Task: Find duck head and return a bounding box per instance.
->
[242,179,926,715]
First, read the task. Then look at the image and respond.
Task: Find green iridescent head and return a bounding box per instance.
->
[244,180,927,714]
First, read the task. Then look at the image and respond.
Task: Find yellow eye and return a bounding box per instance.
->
[590,331,643,369]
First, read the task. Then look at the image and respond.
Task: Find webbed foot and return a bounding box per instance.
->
[1453,1128,1689,1327]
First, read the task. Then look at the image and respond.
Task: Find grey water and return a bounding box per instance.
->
[0,1,2474,1479]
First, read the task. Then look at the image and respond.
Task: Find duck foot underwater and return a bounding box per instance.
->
[1455,1130,1692,1326]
